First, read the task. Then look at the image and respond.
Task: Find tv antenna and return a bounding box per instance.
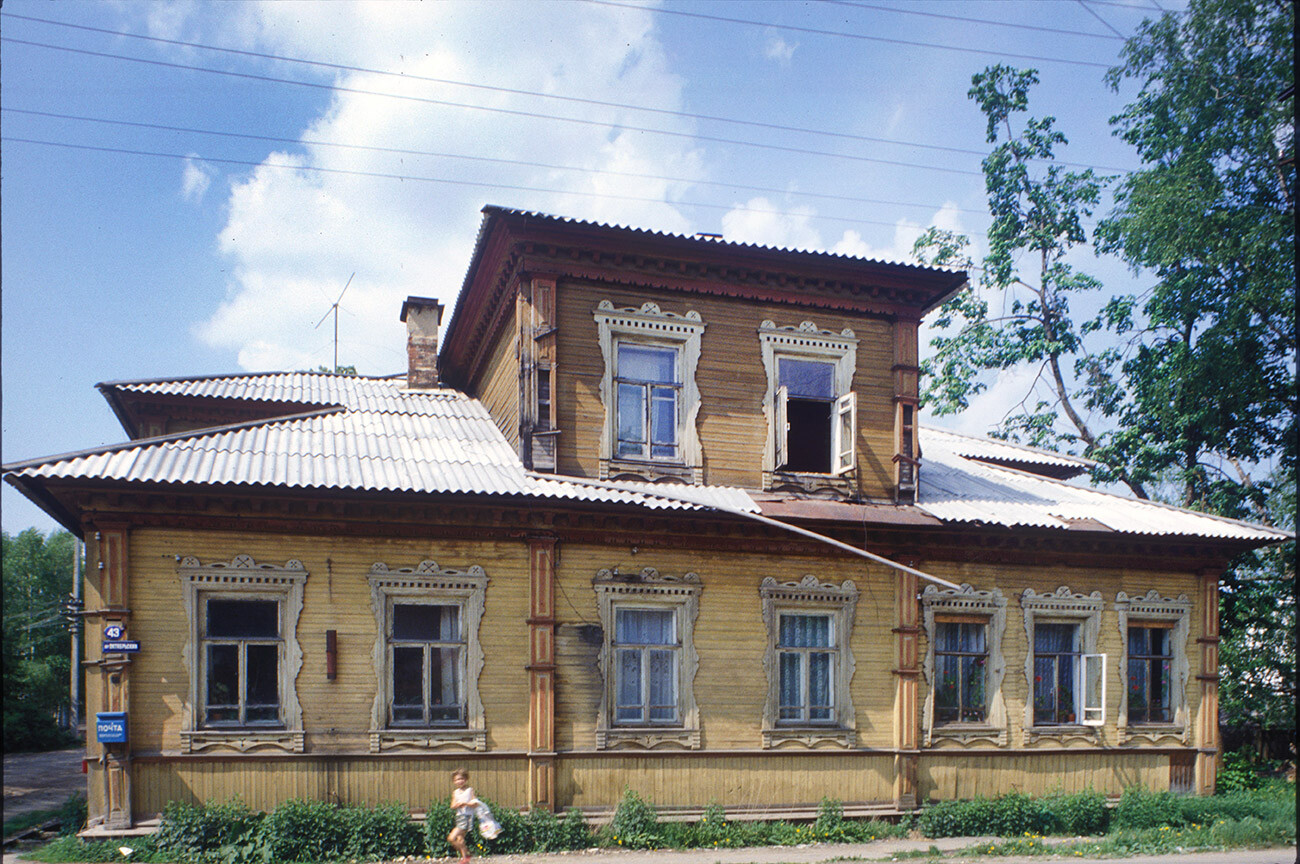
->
[313,272,354,372]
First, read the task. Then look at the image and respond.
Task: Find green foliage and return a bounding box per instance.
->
[422,801,456,859]
[3,528,81,752]
[1113,786,1183,830]
[58,793,88,836]
[26,834,169,863]
[920,790,1109,838]
[1041,788,1107,835]
[605,788,662,849]
[154,799,264,864]
[340,803,422,861]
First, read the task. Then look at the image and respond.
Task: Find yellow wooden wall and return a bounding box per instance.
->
[553,281,897,497]
[918,751,1168,801]
[473,305,520,451]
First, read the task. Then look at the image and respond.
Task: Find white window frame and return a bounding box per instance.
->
[759,575,858,748]
[759,320,859,488]
[1114,590,1192,743]
[594,301,705,482]
[921,584,1008,746]
[1020,586,1104,743]
[594,567,701,749]
[368,560,488,752]
[613,340,683,462]
[178,555,307,754]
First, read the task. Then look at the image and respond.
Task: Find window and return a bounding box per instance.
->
[368,560,488,752]
[921,584,1008,746]
[777,613,836,722]
[1020,587,1104,741]
[389,603,464,725]
[614,608,679,724]
[179,555,308,754]
[759,320,858,487]
[203,598,282,726]
[933,619,987,724]
[594,301,705,482]
[615,343,680,461]
[760,575,858,747]
[1126,623,1172,724]
[594,567,701,749]
[1115,590,1192,741]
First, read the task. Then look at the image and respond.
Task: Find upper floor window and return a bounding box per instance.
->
[759,320,858,488]
[594,301,705,482]
[616,343,680,461]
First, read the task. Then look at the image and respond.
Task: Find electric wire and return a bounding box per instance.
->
[3,107,994,218]
[579,0,1114,70]
[1,135,995,238]
[824,1,1127,40]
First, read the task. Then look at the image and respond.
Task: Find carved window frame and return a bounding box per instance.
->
[178,555,308,754]
[758,320,859,492]
[921,584,1008,747]
[368,561,488,753]
[759,575,858,748]
[1115,590,1192,744]
[594,568,701,749]
[593,301,706,483]
[1020,586,1104,744]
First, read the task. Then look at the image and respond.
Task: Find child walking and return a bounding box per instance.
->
[447,768,479,864]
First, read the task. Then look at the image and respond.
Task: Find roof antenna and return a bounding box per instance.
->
[313,273,354,373]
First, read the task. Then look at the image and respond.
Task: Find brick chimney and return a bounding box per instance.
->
[400,296,443,389]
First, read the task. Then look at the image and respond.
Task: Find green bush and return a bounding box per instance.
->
[57,793,88,837]
[520,806,591,851]
[27,834,166,863]
[154,799,263,862]
[340,803,423,861]
[1113,786,1184,830]
[558,806,594,849]
[606,789,662,848]
[259,798,349,862]
[1043,788,1108,835]
[423,801,456,859]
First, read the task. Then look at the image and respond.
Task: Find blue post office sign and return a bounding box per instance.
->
[96,712,127,743]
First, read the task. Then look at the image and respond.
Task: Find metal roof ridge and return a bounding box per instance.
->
[1,406,347,473]
[921,425,1099,467]
[96,370,400,389]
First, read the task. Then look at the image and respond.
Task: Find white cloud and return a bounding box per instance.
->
[720,198,822,250]
[831,201,966,263]
[763,34,797,64]
[168,1,703,374]
[180,154,213,203]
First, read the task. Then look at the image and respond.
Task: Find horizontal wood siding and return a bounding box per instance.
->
[474,305,520,451]
[918,751,1168,800]
[554,281,896,497]
[558,752,894,809]
[131,756,529,817]
[126,529,530,754]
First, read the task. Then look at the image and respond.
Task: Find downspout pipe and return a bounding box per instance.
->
[527,472,961,591]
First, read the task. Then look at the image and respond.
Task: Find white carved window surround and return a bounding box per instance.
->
[760,575,858,748]
[1115,590,1192,744]
[594,301,706,483]
[368,561,488,753]
[921,584,1008,747]
[759,320,859,492]
[594,568,701,749]
[178,555,307,754]
[1020,587,1105,744]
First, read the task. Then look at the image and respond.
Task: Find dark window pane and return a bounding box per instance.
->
[778,358,834,399]
[207,599,278,638]
[1128,626,1148,656]
[961,655,986,722]
[1036,622,1079,653]
[393,604,458,641]
[430,646,460,712]
[392,646,424,713]
[1033,656,1055,724]
[782,399,832,472]
[206,643,239,717]
[245,644,279,709]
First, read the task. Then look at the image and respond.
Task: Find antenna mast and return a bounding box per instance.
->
[313,273,355,372]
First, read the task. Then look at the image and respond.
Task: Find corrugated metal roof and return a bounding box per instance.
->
[921,426,1096,472]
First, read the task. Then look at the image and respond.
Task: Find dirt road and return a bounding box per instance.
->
[2,747,85,821]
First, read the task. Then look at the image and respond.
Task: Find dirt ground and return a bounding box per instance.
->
[2,746,86,823]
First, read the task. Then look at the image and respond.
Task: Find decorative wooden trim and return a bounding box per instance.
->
[920,584,1008,747]
[593,567,702,750]
[178,555,308,753]
[1194,572,1221,794]
[1019,587,1103,744]
[759,575,858,748]
[593,301,706,483]
[528,536,557,808]
[367,560,489,752]
[758,319,858,486]
[1115,590,1192,745]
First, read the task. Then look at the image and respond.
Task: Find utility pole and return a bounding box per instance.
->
[69,537,83,737]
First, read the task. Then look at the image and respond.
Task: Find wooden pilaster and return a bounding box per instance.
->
[92,523,133,829]
[526,536,557,809]
[892,564,921,809]
[1194,568,1221,796]
[891,319,921,501]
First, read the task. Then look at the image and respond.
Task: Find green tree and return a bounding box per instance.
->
[3,527,79,751]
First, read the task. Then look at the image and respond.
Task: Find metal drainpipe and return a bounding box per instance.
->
[526,471,961,591]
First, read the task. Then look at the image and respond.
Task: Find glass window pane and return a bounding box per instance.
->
[244,644,279,709]
[429,646,461,722]
[617,609,674,645]
[650,387,677,455]
[1033,656,1055,723]
[961,655,985,721]
[648,649,675,712]
[393,604,458,641]
[392,645,424,713]
[809,652,832,710]
[778,358,834,399]
[779,652,801,712]
[617,382,645,455]
[1128,626,1148,656]
[206,643,239,721]
[1058,656,1077,722]
[1152,628,1170,656]
[780,614,831,648]
[207,599,278,638]
[618,344,677,383]
[617,648,641,708]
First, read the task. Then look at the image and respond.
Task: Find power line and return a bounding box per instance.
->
[824,1,1127,41]
[3,36,995,179]
[579,0,1115,70]
[1075,1,1127,39]
[3,107,995,217]
[2,134,994,238]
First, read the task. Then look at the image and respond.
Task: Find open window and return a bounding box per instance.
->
[1020,587,1104,742]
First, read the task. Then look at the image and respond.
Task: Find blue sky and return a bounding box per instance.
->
[1,0,1185,534]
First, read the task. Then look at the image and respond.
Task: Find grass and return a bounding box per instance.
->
[3,808,61,839]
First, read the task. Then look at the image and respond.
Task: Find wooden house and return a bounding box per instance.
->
[4,206,1288,832]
